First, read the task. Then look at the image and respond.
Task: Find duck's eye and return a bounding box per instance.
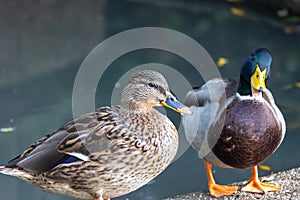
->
[148,83,157,88]
[147,82,166,94]
[256,74,259,78]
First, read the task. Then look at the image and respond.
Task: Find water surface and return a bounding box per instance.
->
[0,1,299,200]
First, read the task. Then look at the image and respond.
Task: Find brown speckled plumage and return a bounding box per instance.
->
[0,70,190,200]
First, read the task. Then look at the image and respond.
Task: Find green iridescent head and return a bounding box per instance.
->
[238,48,272,96]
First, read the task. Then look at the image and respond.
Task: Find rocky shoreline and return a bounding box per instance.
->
[165,167,300,200]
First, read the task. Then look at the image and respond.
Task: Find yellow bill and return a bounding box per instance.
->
[251,65,267,92]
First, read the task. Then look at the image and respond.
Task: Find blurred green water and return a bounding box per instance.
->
[0,1,299,200]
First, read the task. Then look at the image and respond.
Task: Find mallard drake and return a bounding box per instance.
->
[0,70,191,200]
[182,48,286,197]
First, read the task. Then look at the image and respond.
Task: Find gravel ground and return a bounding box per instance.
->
[165,167,300,200]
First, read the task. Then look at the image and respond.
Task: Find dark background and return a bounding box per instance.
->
[0,1,299,200]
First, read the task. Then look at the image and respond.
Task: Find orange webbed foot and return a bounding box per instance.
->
[242,166,280,194]
[209,183,238,198]
[96,198,110,200]
[241,178,280,193]
[204,161,238,197]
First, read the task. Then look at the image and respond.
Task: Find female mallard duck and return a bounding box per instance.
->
[0,70,191,200]
[182,48,286,197]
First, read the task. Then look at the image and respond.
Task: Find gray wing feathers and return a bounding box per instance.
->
[15,130,68,173]
[264,89,286,144]
[183,78,235,159]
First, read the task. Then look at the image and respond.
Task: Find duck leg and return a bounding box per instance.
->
[242,166,280,193]
[204,161,238,197]
[96,198,110,200]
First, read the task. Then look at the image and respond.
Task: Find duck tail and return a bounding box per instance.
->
[0,165,33,180]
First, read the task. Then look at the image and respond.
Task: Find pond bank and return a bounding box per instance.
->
[165,167,300,200]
